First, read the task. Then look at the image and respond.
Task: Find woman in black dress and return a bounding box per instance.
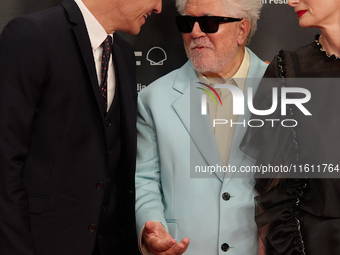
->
[241,0,340,254]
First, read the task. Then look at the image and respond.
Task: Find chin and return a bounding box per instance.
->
[191,60,214,74]
[121,24,141,35]
[298,20,312,28]
[127,27,141,35]
[188,54,212,72]
[129,30,140,35]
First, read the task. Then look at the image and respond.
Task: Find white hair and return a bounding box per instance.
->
[175,0,263,43]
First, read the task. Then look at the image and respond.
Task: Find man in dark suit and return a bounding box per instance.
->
[0,0,161,254]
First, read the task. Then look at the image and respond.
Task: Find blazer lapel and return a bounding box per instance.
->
[111,35,138,178]
[112,36,137,142]
[62,0,105,119]
[172,62,224,181]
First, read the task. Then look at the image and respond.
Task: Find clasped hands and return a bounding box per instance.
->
[142,221,190,255]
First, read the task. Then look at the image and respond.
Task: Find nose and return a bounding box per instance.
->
[153,0,162,14]
[191,22,206,38]
[288,0,299,7]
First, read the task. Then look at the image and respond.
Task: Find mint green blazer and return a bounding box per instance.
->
[136,49,268,255]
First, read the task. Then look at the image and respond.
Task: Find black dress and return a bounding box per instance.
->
[241,35,340,255]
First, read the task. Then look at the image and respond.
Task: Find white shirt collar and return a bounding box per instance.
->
[232,48,250,89]
[74,0,113,50]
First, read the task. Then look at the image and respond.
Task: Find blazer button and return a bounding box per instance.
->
[88,224,97,233]
[105,121,112,127]
[222,192,231,201]
[221,243,230,252]
[96,182,104,190]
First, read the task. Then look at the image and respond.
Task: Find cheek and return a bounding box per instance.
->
[206,35,220,50]
[214,37,234,56]
[182,35,191,47]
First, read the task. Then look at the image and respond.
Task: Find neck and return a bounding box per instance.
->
[319,28,340,57]
[82,0,116,34]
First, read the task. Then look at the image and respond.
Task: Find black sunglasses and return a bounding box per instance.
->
[176,15,243,33]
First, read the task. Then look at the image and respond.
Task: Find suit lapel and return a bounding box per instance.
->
[172,62,224,181]
[112,35,137,177]
[62,0,106,119]
[112,36,137,141]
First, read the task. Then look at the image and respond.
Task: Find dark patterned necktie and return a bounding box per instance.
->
[100,35,112,111]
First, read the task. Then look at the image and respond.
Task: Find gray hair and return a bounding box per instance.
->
[175,0,263,43]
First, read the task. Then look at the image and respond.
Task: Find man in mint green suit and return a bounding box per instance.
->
[135,0,268,254]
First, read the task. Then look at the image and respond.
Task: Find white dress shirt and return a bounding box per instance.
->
[74,0,116,111]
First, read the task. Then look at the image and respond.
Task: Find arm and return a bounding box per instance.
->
[135,94,167,234]
[0,17,48,254]
[135,96,189,255]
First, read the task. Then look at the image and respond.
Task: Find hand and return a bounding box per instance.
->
[142,221,190,255]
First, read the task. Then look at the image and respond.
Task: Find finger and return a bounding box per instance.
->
[146,237,177,253]
[164,238,177,248]
[144,221,158,234]
[169,238,190,254]
[179,237,190,245]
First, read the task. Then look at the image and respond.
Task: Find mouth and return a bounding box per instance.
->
[193,45,206,49]
[144,12,151,19]
[189,39,214,53]
[192,46,204,53]
[296,10,307,18]
[191,45,211,53]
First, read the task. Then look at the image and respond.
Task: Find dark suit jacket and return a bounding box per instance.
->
[0,0,138,254]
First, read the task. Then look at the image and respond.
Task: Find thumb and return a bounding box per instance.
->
[144,221,159,234]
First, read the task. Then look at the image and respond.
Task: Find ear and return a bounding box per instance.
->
[236,19,250,46]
